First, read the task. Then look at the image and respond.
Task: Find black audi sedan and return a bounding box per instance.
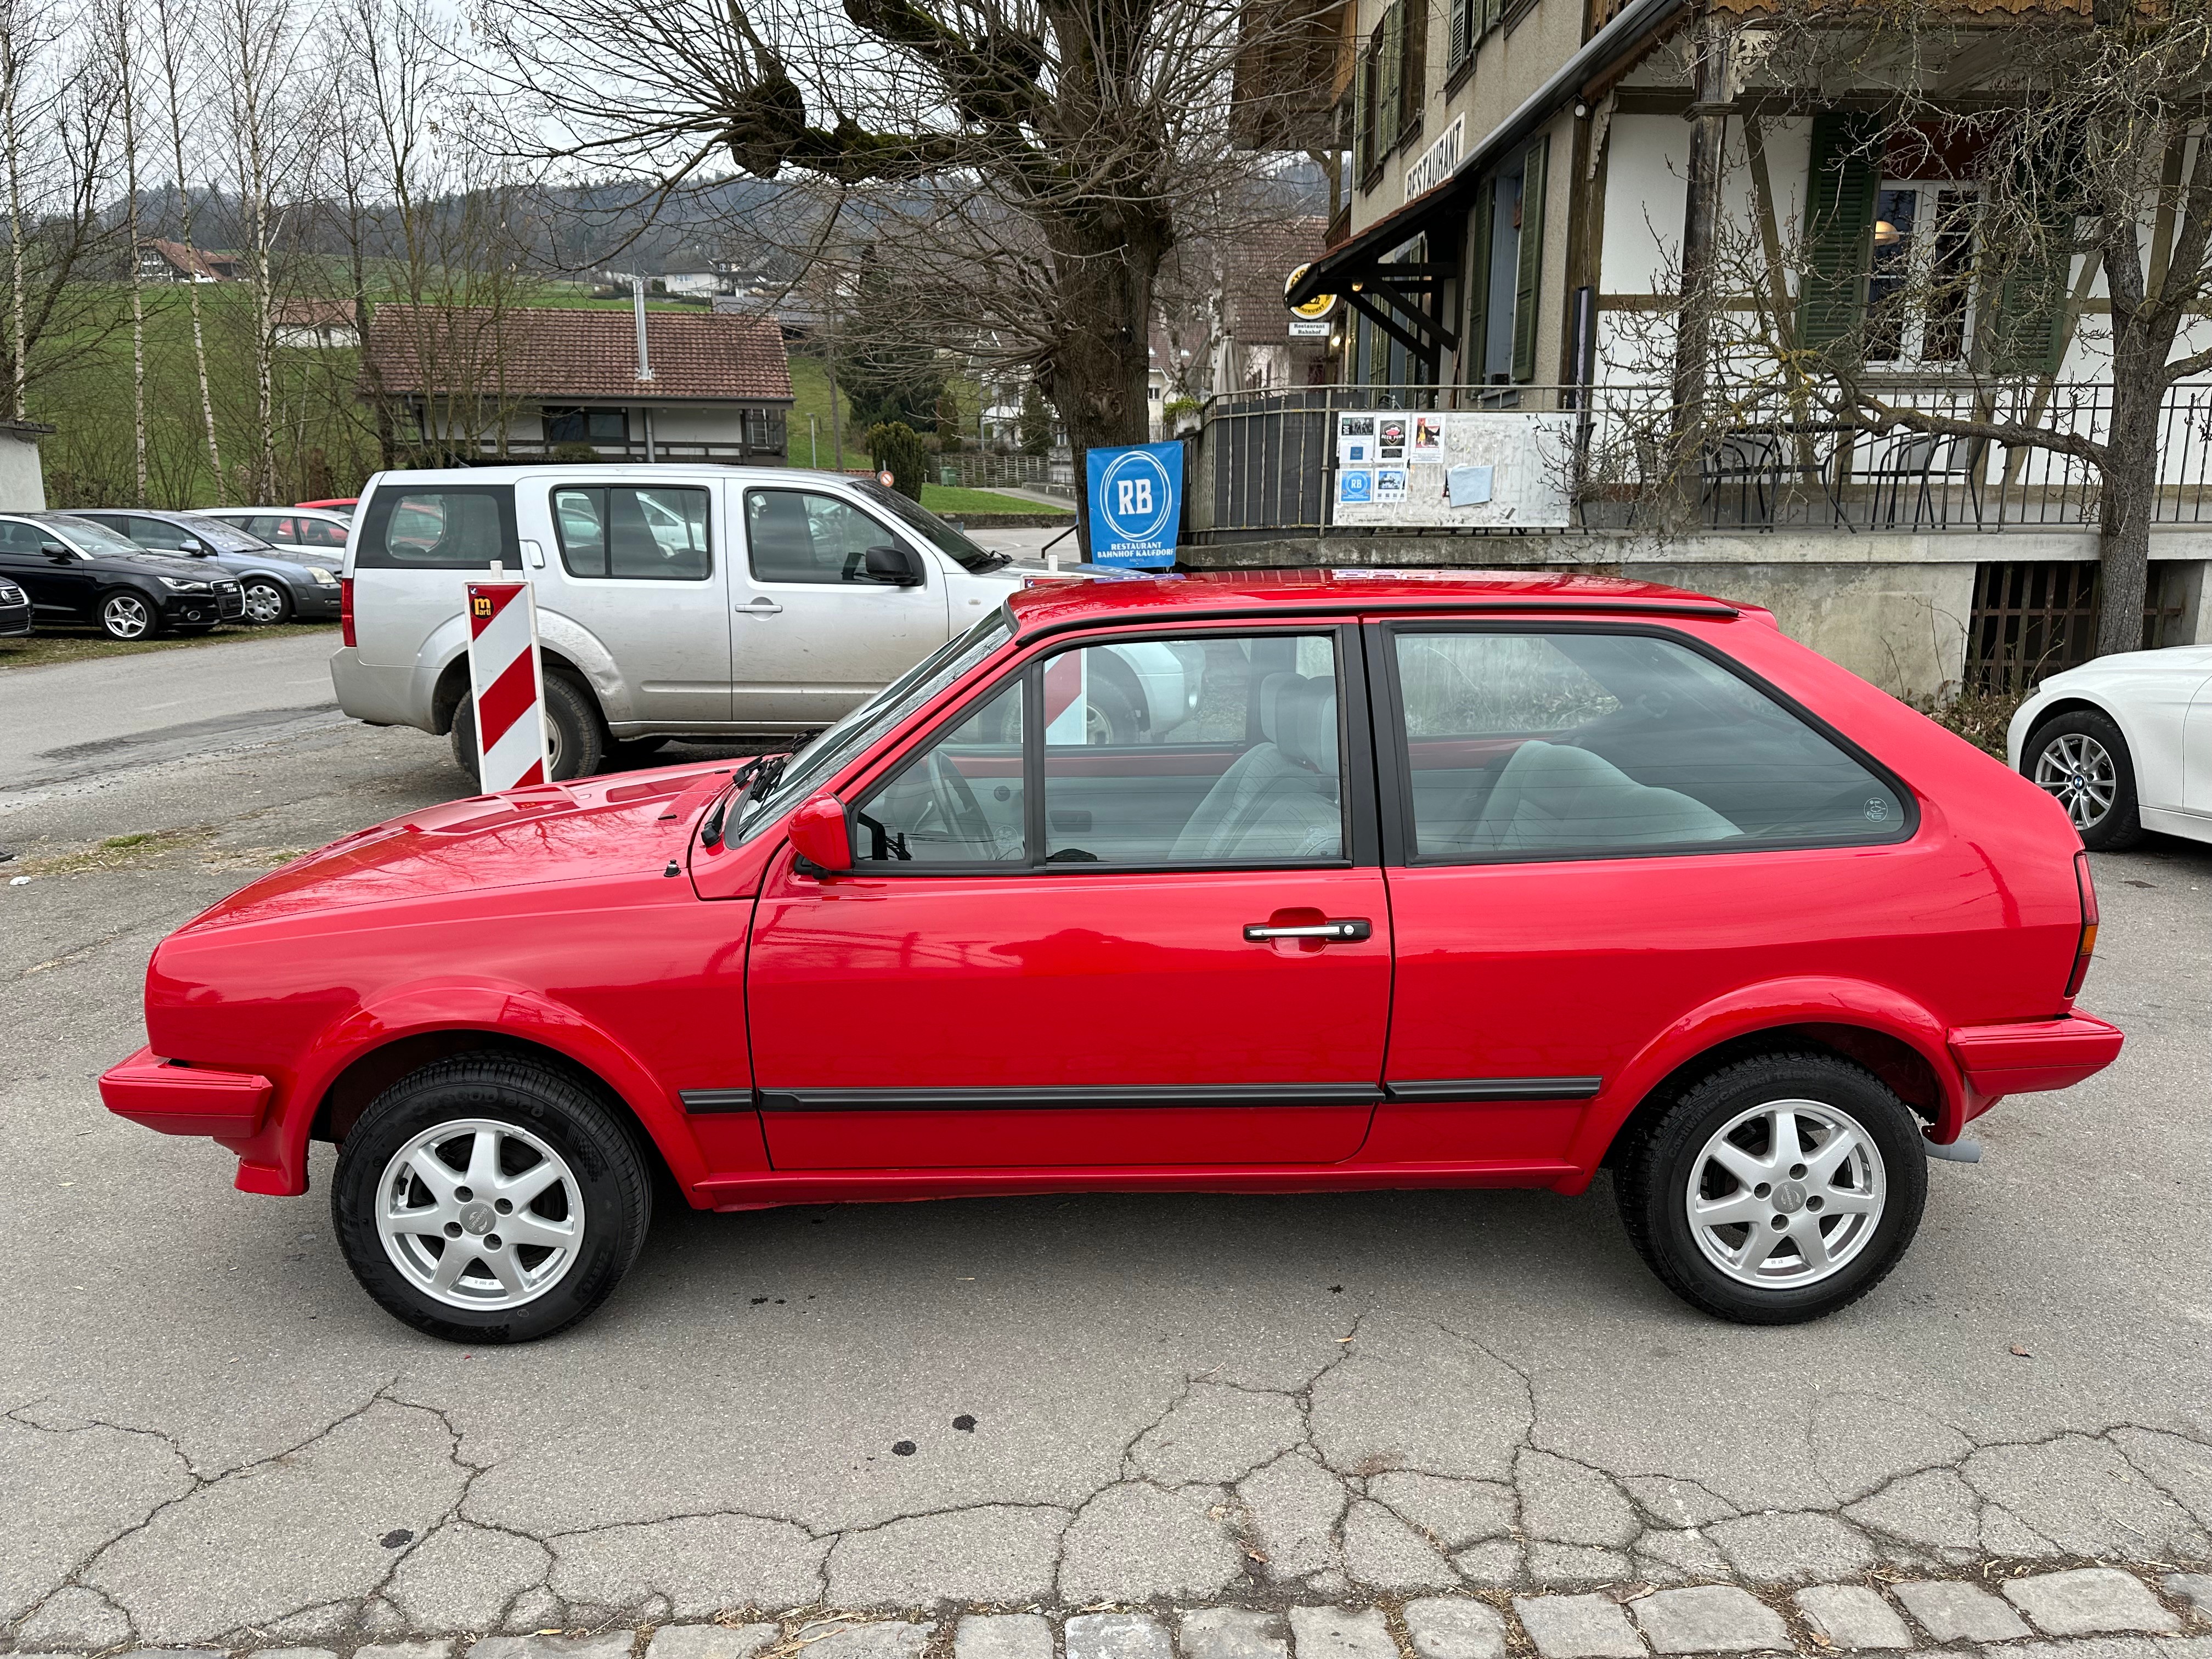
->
[0,513,245,640]
[71,509,341,625]
[0,574,31,638]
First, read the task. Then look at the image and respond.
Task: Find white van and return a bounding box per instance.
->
[330,465,1187,781]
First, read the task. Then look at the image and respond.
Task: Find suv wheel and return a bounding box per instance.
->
[331,1054,653,1343]
[99,590,159,641]
[2025,709,2143,850]
[1613,1052,1928,1324]
[241,578,291,625]
[450,675,606,786]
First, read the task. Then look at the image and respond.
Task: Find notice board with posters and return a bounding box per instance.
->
[1331,409,1575,529]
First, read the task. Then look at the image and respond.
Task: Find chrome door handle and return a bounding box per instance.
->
[1244,918,1373,943]
[737,597,783,616]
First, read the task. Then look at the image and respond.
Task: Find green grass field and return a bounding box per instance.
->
[918,484,1069,516]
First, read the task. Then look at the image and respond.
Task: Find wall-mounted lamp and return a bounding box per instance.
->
[1873,219,1902,245]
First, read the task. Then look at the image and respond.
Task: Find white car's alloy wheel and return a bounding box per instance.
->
[1685,1098,1887,1289]
[2033,732,2117,831]
[375,1118,585,1310]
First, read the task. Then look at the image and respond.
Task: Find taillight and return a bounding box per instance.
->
[340,577,356,647]
[2066,850,2099,998]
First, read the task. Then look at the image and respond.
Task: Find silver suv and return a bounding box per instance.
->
[331,465,1182,780]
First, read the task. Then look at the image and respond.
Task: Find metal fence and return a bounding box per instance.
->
[937,450,1063,490]
[1190,381,2212,540]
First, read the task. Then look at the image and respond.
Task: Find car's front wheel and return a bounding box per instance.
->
[331,1054,653,1343]
[99,589,159,641]
[2025,709,2143,850]
[1613,1053,1928,1324]
[240,577,292,625]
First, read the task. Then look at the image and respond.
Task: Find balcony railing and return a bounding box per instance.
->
[1190,381,2212,540]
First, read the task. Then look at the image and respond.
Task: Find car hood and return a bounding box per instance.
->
[179,764,738,932]
[87,549,225,579]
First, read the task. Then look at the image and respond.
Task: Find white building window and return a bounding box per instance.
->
[1867,182,1979,365]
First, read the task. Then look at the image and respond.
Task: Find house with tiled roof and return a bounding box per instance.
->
[138,240,241,283]
[362,304,794,464]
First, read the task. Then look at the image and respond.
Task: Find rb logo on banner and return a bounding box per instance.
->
[1085,442,1182,569]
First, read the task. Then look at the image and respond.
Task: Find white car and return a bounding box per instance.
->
[2007,645,2212,849]
[331,464,1194,781]
[196,506,354,560]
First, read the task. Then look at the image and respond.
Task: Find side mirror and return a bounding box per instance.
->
[786,792,851,873]
[861,543,922,586]
[183,542,210,556]
[41,541,70,560]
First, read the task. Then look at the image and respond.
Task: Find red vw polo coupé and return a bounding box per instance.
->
[102,572,2120,1341]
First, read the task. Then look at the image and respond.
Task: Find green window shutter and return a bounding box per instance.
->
[1449,0,1473,67]
[1482,0,1502,38]
[1511,136,1548,383]
[1379,5,1403,153]
[1797,111,1879,352]
[1401,0,1425,131]
[1353,44,1372,175]
[1465,184,1493,379]
[1982,142,2080,377]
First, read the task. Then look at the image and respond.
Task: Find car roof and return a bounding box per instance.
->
[363,465,859,487]
[1004,568,1753,631]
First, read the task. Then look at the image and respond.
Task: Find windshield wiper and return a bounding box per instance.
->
[701,752,791,848]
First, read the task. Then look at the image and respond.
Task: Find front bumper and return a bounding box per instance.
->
[293,583,343,619]
[0,599,30,636]
[99,1046,273,1138]
[161,584,247,628]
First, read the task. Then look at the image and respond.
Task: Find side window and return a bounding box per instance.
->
[852,679,1025,864]
[746,489,907,585]
[0,520,41,552]
[354,487,517,571]
[1392,629,1908,860]
[552,486,710,580]
[243,515,287,540]
[128,516,194,551]
[1039,633,1341,866]
[299,517,349,549]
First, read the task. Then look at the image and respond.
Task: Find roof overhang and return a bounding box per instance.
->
[1286,0,1690,309]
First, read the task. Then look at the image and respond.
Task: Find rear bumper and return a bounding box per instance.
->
[99,1047,273,1138]
[1949,1013,2124,1098]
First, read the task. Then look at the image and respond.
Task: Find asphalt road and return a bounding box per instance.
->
[2,633,2209,1649]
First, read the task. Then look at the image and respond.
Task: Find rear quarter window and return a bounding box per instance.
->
[353,486,517,571]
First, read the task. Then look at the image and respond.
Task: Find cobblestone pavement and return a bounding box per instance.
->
[3,642,2210,1653]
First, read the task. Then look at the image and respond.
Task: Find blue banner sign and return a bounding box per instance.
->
[1084,442,1182,568]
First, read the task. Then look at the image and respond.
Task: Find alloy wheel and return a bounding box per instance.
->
[102,594,152,640]
[241,580,286,624]
[2033,732,2117,831]
[374,1118,586,1310]
[1684,1098,1887,1289]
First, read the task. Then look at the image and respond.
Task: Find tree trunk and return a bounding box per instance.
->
[1670,16,1732,506]
[2093,376,2162,658]
[1043,211,1166,557]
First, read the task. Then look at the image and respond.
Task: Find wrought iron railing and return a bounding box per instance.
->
[1189,381,2212,540]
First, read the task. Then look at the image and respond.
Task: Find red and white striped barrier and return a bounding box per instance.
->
[466,581,550,791]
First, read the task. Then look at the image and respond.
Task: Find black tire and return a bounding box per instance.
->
[331,1054,653,1344]
[98,588,161,641]
[240,577,292,625]
[450,674,607,786]
[2023,708,2144,850]
[611,735,672,765]
[1613,1052,1929,1324]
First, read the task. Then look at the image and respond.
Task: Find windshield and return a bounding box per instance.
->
[738,606,1017,839]
[41,515,148,558]
[177,516,275,553]
[854,481,1011,573]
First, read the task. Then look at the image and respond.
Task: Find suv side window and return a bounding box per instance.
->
[1391,628,1909,860]
[0,519,46,553]
[848,631,1347,870]
[124,516,195,551]
[354,486,517,570]
[551,486,710,580]
[745,489,910,585]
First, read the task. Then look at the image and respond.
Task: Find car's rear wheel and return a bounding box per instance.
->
[450,674,606,786]
[240,577,292,625]
[99,590,159,641]
[331,1054,652,1344]
[1613,1052,1928,1324]
[2025,709,2143,850]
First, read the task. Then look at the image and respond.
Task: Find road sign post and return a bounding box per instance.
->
[465,580,550,791]
[1084,442,1183,569]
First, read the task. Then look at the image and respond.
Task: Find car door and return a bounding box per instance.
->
[1367,620,1929,1169]
[729,484,950,729]
[534,479,732,725]
[0,519,95,616]
[743,622,1392,1170]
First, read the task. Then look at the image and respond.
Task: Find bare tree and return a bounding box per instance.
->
[149,0,223,490]
[104,0,149,501]
[478,0,1328,532]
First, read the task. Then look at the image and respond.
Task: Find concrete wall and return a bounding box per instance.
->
[1180,526,2212,699]
[0,431,46,511]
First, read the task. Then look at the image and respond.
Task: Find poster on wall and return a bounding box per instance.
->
[1328,410,1575,529]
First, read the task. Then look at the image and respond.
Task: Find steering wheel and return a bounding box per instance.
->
[924,750,1001,854]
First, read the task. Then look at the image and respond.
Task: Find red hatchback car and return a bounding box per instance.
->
[103,571,2120,1341]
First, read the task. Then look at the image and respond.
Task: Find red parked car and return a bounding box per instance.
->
[101,571,2120,1341]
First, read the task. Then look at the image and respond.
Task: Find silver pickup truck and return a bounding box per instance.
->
[330,464,1194,781]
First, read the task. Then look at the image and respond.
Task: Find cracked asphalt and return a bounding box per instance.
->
[4,633,2211,1652]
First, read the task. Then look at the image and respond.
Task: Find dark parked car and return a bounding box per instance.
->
[0,574,31,637]
[0,512,245,640]
[73,509,341,625]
